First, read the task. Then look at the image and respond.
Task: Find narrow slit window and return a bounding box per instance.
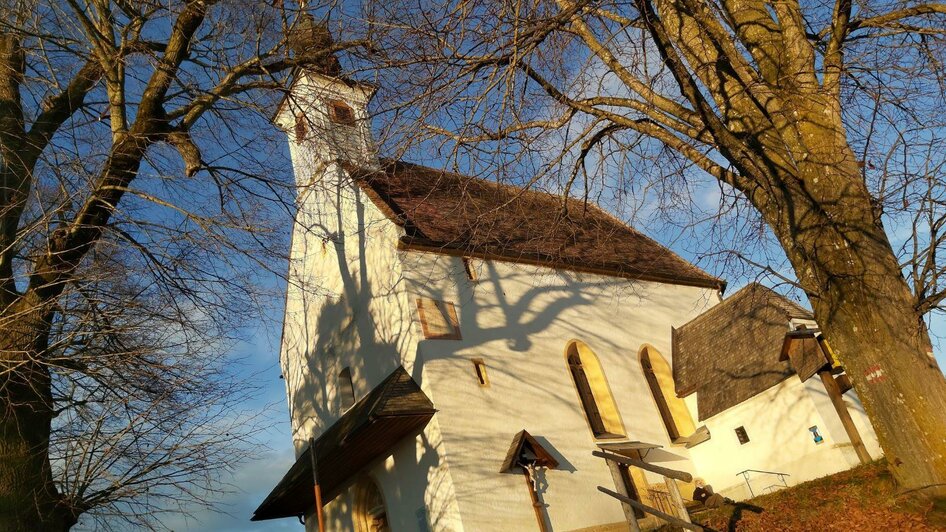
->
[416,298,461,340]
[735,426,750,445]
[472,358,489,387]
[339,367,355,411]
[328,100,356,125]
[568,353,608,437]
[462,257,477,281]
[294,114,307,143]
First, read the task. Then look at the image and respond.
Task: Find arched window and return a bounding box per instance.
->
[339,367,355,410]
[565,341,625,439]
[640,346,695,443]
[354,477,389,532]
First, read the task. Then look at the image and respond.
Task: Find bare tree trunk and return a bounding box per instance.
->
[759,115,946,495]
[802,231,946,497]
[0,297,73,531]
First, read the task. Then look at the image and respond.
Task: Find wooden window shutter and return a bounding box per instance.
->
[569,355,607,436]
[417,298,461,340]
[294,114,307,143]
[642,354,680,441]
[327,100,356,126]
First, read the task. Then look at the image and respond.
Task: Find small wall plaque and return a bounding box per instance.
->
[809,425,824,444]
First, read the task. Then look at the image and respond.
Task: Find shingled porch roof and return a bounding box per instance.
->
[252,366,435,521]
[672,283,814,420]
[347,160,723,290]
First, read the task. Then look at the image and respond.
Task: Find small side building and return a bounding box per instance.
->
[672,283,883,499]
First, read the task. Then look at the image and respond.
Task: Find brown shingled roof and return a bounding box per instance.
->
[672,283,814,420]
[252,366,435,521]
[349,159,722,289]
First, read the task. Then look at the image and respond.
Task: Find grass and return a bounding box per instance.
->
[669,461,946,531]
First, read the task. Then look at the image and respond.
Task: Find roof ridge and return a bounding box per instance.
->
[677,282,810,333]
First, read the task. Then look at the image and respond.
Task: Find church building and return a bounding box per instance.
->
[252,44,881,532]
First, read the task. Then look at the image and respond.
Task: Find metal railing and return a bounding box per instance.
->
[736,468,790,498]
[647,487,676,516]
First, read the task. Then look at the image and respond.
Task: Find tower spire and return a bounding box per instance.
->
[288,14,341,77]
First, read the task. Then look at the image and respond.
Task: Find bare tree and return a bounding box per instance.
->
[356,0,946,498]
[0,1,363,529]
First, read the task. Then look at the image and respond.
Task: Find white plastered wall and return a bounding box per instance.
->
[684,374,883,501]
[398,251,719,531]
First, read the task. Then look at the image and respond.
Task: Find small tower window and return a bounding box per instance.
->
[735,426,750,445]
[472,358,489,387]
[294,114,307,143]
[328,100,356,125]
[339,367,355,410]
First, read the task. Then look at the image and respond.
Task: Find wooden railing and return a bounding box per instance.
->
[593,450,704,532]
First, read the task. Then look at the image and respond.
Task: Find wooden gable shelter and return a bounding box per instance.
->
[500,430,560,532]
[252,366,436,521]
[499,430,560,473]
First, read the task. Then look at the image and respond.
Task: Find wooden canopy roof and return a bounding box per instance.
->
[780,329,833,382]
[347,159,723,290]
[251,366,436,521]
[500,430,560,473]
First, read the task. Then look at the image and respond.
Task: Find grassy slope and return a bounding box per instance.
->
[679,461,946,531]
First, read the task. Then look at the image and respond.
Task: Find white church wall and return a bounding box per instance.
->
[801,376,883,465]
[276,73,464,531]
[686,377,860,501]
[397,249,718,531]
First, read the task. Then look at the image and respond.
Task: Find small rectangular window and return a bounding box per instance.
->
[416,298,461,340]
[472,358,489,387]
[735,426,750,445]
[328,100,355,125]
[339,367,355,411]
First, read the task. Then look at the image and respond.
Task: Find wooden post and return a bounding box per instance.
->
[818,370,872,464]
[522,466,549,532]
[665,477,691,524]
[604,459,641,532]
[309,438,325,532]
